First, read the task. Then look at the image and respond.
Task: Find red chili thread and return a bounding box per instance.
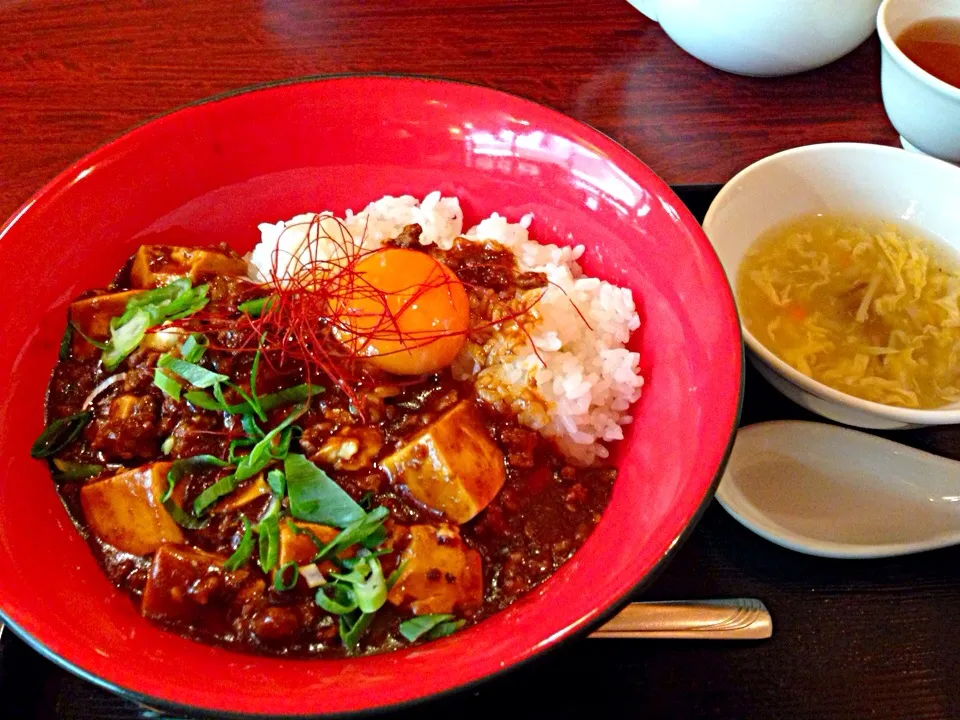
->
[163,216,588,408]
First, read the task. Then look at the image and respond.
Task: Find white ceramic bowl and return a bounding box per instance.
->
[703,143,960,429]
[878,0,960,163]
[627,0,882,77]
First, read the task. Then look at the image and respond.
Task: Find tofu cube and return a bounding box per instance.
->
[278,521,339,567]
[381,401,505,523]
[211,476,271,515]
[68,290,144,357]
[130,245,248,289]
[387,524,483,615]
[79,462,184,555]
[141,545,231,626]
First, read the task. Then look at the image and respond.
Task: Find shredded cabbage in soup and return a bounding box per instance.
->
[737,213,960,409]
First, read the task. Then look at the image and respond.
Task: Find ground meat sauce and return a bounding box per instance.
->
[41,236,615,658]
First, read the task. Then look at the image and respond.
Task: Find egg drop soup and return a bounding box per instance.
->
[737,213,960,409]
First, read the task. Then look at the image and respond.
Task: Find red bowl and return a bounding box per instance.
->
[0,76,741,717]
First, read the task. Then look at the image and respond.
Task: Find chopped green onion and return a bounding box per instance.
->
[160,435,175,455]
[223,516,255,571]
[120,278,208,324]
[180,333,208,364]
[318,548,388,642]
[71,322,109,351]
[163,496,208,530]
[284,453,365,527]
[257,497,281,571]
[182,383,323,416]
[228,437,257,464]
[245,350,265,421]
[238,296,274,318]
[234,404,305,481]
[398,614,456,642]
[241,413,264,440]
[184,389,239,413]
[234,442,273,481]
[158,285,209,321]
[312,506,390,562]
[163,454,231,502]
[385,560,408,590]
[212,381,230,409]
[101,279,209,369]
[338,547,391,572]
[259,384,324,411]
[316,584,359,615]
[426,619,466,640]
[192,473,239,516]
[31,411,93,459]
[339,611,375,649]
[273,561,300,591]
[157,355,229,389]
[166,457,228,527]
[58,325,74,360]
[250,350,261,392]
[267,468,286,495]
[231,383,266,423]
[360,524,388,550]
[183,389,221,411]
[329,561,367,584]
[153,367,183,400]
[271,427,294,459]
[51,459,103,481]
[121,278,191,318]
[332,557,386,613]
[358,491,375,512]
[237,387,264,423]
[102,309,150,370]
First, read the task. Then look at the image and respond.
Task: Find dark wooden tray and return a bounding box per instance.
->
[4,185,959,720]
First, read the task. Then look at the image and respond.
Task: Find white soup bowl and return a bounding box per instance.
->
[703,143,960,429]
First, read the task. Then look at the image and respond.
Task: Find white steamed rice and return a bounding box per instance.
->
[250,192,643,465]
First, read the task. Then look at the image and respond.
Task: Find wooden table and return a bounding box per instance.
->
[0,0,899,220]
[4,3,957,720]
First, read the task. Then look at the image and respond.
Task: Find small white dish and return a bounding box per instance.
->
[626,0,881,77]
[716,421,960,558]
[878,0,960,163]
[703,142,960,429]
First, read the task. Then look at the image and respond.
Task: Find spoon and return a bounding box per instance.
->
[716,421,960,559]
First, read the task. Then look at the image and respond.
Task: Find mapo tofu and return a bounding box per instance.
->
[33,223,622,658]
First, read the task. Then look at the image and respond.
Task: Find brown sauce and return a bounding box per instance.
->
[41,235,616,658]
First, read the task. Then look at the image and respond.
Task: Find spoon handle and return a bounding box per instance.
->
[589,598,772,640]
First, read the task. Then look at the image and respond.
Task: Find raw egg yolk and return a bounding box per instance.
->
[337,248,470,375]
